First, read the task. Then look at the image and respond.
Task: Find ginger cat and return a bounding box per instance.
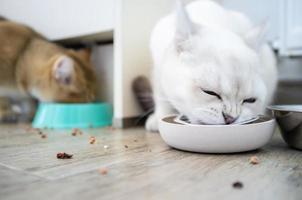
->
[0,19,97,103]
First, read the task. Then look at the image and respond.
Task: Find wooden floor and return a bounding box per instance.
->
[0,124,301,200]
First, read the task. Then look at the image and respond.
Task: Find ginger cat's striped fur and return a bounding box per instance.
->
[0,19,96,103]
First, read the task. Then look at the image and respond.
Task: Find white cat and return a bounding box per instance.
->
[146,0,277,132]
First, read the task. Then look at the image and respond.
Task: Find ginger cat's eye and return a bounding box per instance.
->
[201,89,221,100]
[243,98,257,103]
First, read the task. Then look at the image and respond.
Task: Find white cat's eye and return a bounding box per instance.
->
[201,89,221,100]
[243,98,257,104]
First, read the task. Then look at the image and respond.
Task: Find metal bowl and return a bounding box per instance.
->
[268,105,302,150]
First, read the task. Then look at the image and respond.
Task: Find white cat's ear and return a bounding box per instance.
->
[53,55,74,85]
[174,0,197,52]
[244,21,268,50]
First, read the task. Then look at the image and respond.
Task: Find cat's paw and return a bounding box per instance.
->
[145,114,159,132]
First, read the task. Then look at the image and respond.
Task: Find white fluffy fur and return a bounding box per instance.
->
[146,0,277,132]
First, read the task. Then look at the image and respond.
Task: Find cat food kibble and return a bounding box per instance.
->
[71,128,83,136]
[71,128,78,136]
[89,136,96,144]
[99,167,108,175]
[232,181,243,189]
[56,152,73,159]
[41,134,47,139]
[249,156,260,165]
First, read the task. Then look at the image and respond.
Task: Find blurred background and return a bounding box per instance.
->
[0,0,301,127]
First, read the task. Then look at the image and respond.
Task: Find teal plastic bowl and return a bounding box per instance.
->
[32,102,112,129]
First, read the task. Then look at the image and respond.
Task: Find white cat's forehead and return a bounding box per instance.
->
[221,73,254,95]
[193,64,254,95]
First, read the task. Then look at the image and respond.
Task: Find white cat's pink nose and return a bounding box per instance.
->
[223,113,237,124]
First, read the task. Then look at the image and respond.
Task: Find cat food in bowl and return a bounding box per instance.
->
[32,102,112,129]
[268,105,302,150]
[158,115,276,153]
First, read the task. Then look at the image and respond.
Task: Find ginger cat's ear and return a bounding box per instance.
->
[52,55,74,85]
[76,48,92,62]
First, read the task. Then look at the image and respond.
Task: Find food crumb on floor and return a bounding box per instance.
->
[56,152,73,159]
[232,181,243,189]
[71,128,83,136]
[99,167,108,175]
[89,136,96,144]
[249,156,260,165]
[104,145,109,149]
[124,145,128,148]
[41,134,47,139]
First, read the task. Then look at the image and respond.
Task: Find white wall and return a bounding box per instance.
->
[222,0,302,56]
[279,0,302,55]
[0,0,114,40]
[113,0,194,124]
[91,44,114,105]
[222,0,280,46]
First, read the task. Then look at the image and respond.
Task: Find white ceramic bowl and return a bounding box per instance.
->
[159,115,276,153]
